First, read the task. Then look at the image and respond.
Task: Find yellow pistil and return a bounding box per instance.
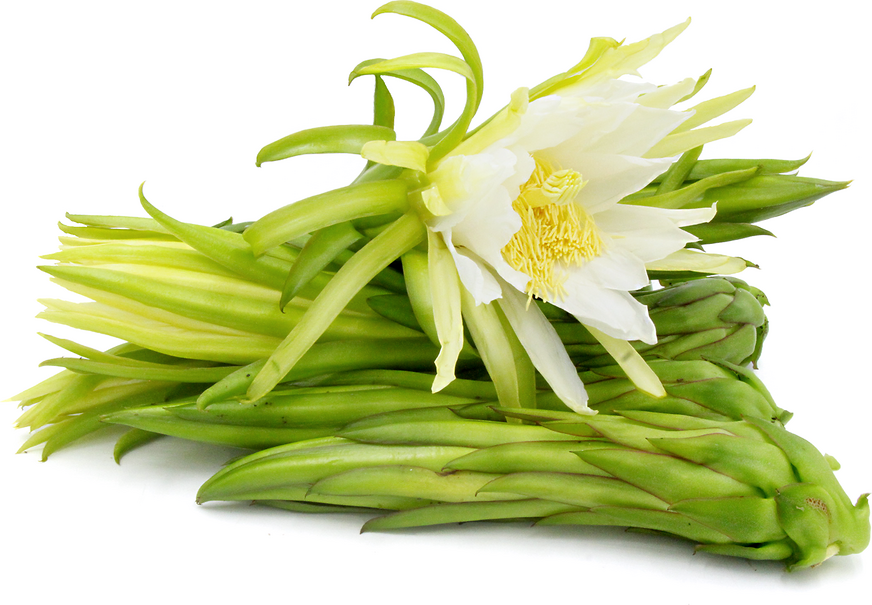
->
[502,157,604,303]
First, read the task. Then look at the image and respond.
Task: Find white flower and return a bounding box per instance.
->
[422,79,718,345]
[361,21,751,413]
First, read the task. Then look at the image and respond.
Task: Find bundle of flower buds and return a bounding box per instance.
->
[9,1,867,570]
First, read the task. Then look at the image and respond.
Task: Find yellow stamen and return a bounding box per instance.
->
[502,157,604,303]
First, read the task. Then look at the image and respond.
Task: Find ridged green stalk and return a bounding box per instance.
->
[196,409,869,570]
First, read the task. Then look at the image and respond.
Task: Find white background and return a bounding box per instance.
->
[1,0,869,602]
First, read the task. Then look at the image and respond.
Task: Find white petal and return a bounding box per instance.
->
[442,232,503,305]
[645,119,752,159]
[428,230,464,392]
[584,324,666,398]
[495,95,567,151]
[559,272,657,344]
[498,145,536,199]
[562,19,690,88]
[450,168,523,278]
[544,152,672,214]
[646,249,748,275]
[581,104,690,157]
[497,282,592,414]
[594,203,712,262]
[426,149,517,232]
[635,78,696,109]
[569,244,649,291]
[569,79,658,103]
[534,100,637,157]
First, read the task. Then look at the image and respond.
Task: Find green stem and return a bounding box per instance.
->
[245,213,427,402]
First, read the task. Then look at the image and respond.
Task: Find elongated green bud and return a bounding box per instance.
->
[196,410,869,570]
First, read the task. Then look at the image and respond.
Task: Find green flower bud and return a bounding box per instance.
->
[195,411,869,570]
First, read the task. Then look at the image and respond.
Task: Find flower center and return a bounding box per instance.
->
[501,157,604,303]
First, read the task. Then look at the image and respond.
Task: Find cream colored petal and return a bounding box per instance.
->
[558,19,691,91]
[559,273,657,345]
[671,86,755,134]
[646,248,748,274]
[594,203,714,262]
[570,244,649,291]
[570,79,657,103]
[497,95,583,153]
[442,232,503,305]
[644,119,752,158]
[450,170,522,272]
[533,100,637,158]
[635,78,696,109]
[581,104,690,157]
[585,324,666,398]
[426,148,518,232]
[427,230,464,392]
[361,140,429,172]
[447,87,530,159]
[497,281,592,414]
[543,151,672,214]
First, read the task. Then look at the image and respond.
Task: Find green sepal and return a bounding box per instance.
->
[539,506,733,545]
[479,472,669,510]
[104,406,340,450]
[196,442,472,503]
[669,496,785,543]
[694,540,795,562]
[650,428,796,497]
[362,499,581,531]
[255,124,396,167]
[372,75,395,130]
[649,155,812,182]
[350,59,444,139]
[280,222,363,310]
[445,440,615,476]
[340,417,578,448]
[576,448,759,503]
[675,69,711,104]
[243,180,410,256]
[654,146,703,194]
[311,466,513,503]
[65,213,171,233]
[255,499,380,514]
[312,368,497,400]
[57,222,177,242]
[683,222,775,245]
[372,2,483,164]
[179,387,476,429]
[460,290,535,412]
[113,428,163,464]
[696,175,850,224]
[244,213,427,402]
[624,166,758,209]
[211,482,432,511]
[366,294,424,332]
[775,483,839,569]
[139,187,302,290]
[40,356,235,383]
[197,338,442,408]
[350,52,474,84]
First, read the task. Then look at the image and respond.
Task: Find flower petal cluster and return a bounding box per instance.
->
[423,79,717,345]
